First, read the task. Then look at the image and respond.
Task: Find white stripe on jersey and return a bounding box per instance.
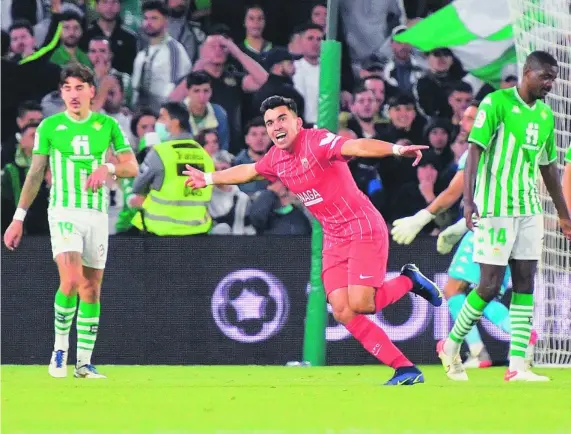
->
[498,132,515,213]
[66,159,76,208]
[54,150,64,208]
[511,146,524,213]
[91,160,99,210]
[80,169,88,209]
[486,124,505,215]
[341,197,363,240]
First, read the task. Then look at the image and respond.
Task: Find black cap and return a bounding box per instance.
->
[429,47,453,57]
[263,47,303,70]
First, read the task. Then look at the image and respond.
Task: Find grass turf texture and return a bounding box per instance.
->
[2,365,571,433]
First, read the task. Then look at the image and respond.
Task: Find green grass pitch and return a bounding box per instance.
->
[2,365,571,433]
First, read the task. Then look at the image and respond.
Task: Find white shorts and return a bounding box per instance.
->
[48,208,109,269]
[473,215,544,266]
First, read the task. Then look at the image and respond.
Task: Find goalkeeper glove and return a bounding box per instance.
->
[391,209,435,245]
[437,218,469,254]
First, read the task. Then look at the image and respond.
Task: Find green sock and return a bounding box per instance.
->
[76,301,101,367]
[54,289,77,351]
[449,290,488,345]
[509,293,533,370]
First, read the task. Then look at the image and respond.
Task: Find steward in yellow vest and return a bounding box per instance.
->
[131,138,214,235]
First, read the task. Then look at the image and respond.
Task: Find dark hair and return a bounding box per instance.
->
[352,84,373,98]
[297,22,324,35]
[17,100,42,118]
[60,63,95,87]
[196,128,219,146]
[449,81,473,96]
[186,71,211,88]
[524,50,558,71]
[245,4,265,16]
[260,95,298,116]
[313,2,327,9]
[60,11,83,26]
[244,116,265,135]
[469,99,481,109]
[21,121,41,134]
[130,107,157,137]
[9,19,34,37]
[142,0,168,16]
[207,23,231,37]
[161,102,191,132]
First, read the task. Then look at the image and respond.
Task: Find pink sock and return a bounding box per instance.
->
[375,276,413,311]
[345,315,413,368]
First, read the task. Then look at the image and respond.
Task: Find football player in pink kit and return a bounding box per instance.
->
[184,96,443,385]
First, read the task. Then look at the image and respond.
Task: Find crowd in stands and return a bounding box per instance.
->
[1,0,516,237]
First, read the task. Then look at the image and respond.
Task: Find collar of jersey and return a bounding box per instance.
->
[513,86,537,111]
[64,111,93,124]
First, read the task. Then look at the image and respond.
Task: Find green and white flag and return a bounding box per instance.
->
[394,0,517,88]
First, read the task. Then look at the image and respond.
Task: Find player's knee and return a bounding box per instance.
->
[476,281,501,302]
[332,307,356,325]
[347,292,375,314]
[60,274,82,294]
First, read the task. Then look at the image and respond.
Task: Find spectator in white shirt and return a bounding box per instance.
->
[131,0,191,113]
[292,23,323,125]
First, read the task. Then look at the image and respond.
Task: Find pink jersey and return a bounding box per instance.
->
[255,128,386,250]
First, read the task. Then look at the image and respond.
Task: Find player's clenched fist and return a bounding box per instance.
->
[183,164,207,189]
[4,221,23,251]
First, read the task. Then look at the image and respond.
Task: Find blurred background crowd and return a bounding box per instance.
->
[1,0,518,237]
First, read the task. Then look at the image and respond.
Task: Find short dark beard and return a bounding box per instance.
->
[169,7,186,18]
[358,116,374,123]
[62,40,78,49]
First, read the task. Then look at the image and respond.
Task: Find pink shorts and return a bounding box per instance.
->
[321,237,388,297]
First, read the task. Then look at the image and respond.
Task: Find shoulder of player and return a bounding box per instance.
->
[37,112,66,131]
[92,112,121,127]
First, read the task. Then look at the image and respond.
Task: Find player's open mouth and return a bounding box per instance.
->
[275,132,287,144]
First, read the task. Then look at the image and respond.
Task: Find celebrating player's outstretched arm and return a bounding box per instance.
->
[184,163,262,188]
[184,137,427,190]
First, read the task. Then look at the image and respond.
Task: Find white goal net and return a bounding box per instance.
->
[507,0,571,366]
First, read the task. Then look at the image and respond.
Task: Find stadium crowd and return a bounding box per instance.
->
[1,0,517,237]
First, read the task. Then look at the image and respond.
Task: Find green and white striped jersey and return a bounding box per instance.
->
[33,111,132,213]
[469,87,556,217]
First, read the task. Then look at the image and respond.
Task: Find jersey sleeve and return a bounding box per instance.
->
[32,120,51,155]
[110,118,132,154]
[254,148,278,182]
[312,129,352,162]
[539,128,557,166]
[457,150,469,171]
[566,146,571,164]
[468,94,501,150]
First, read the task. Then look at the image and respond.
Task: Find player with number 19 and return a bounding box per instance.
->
[438,51,571,382]
[3,64,139,378]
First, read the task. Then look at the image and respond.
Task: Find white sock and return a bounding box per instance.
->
[444,338,461,356]
[468,342,484,358]
[509,355,526,371]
